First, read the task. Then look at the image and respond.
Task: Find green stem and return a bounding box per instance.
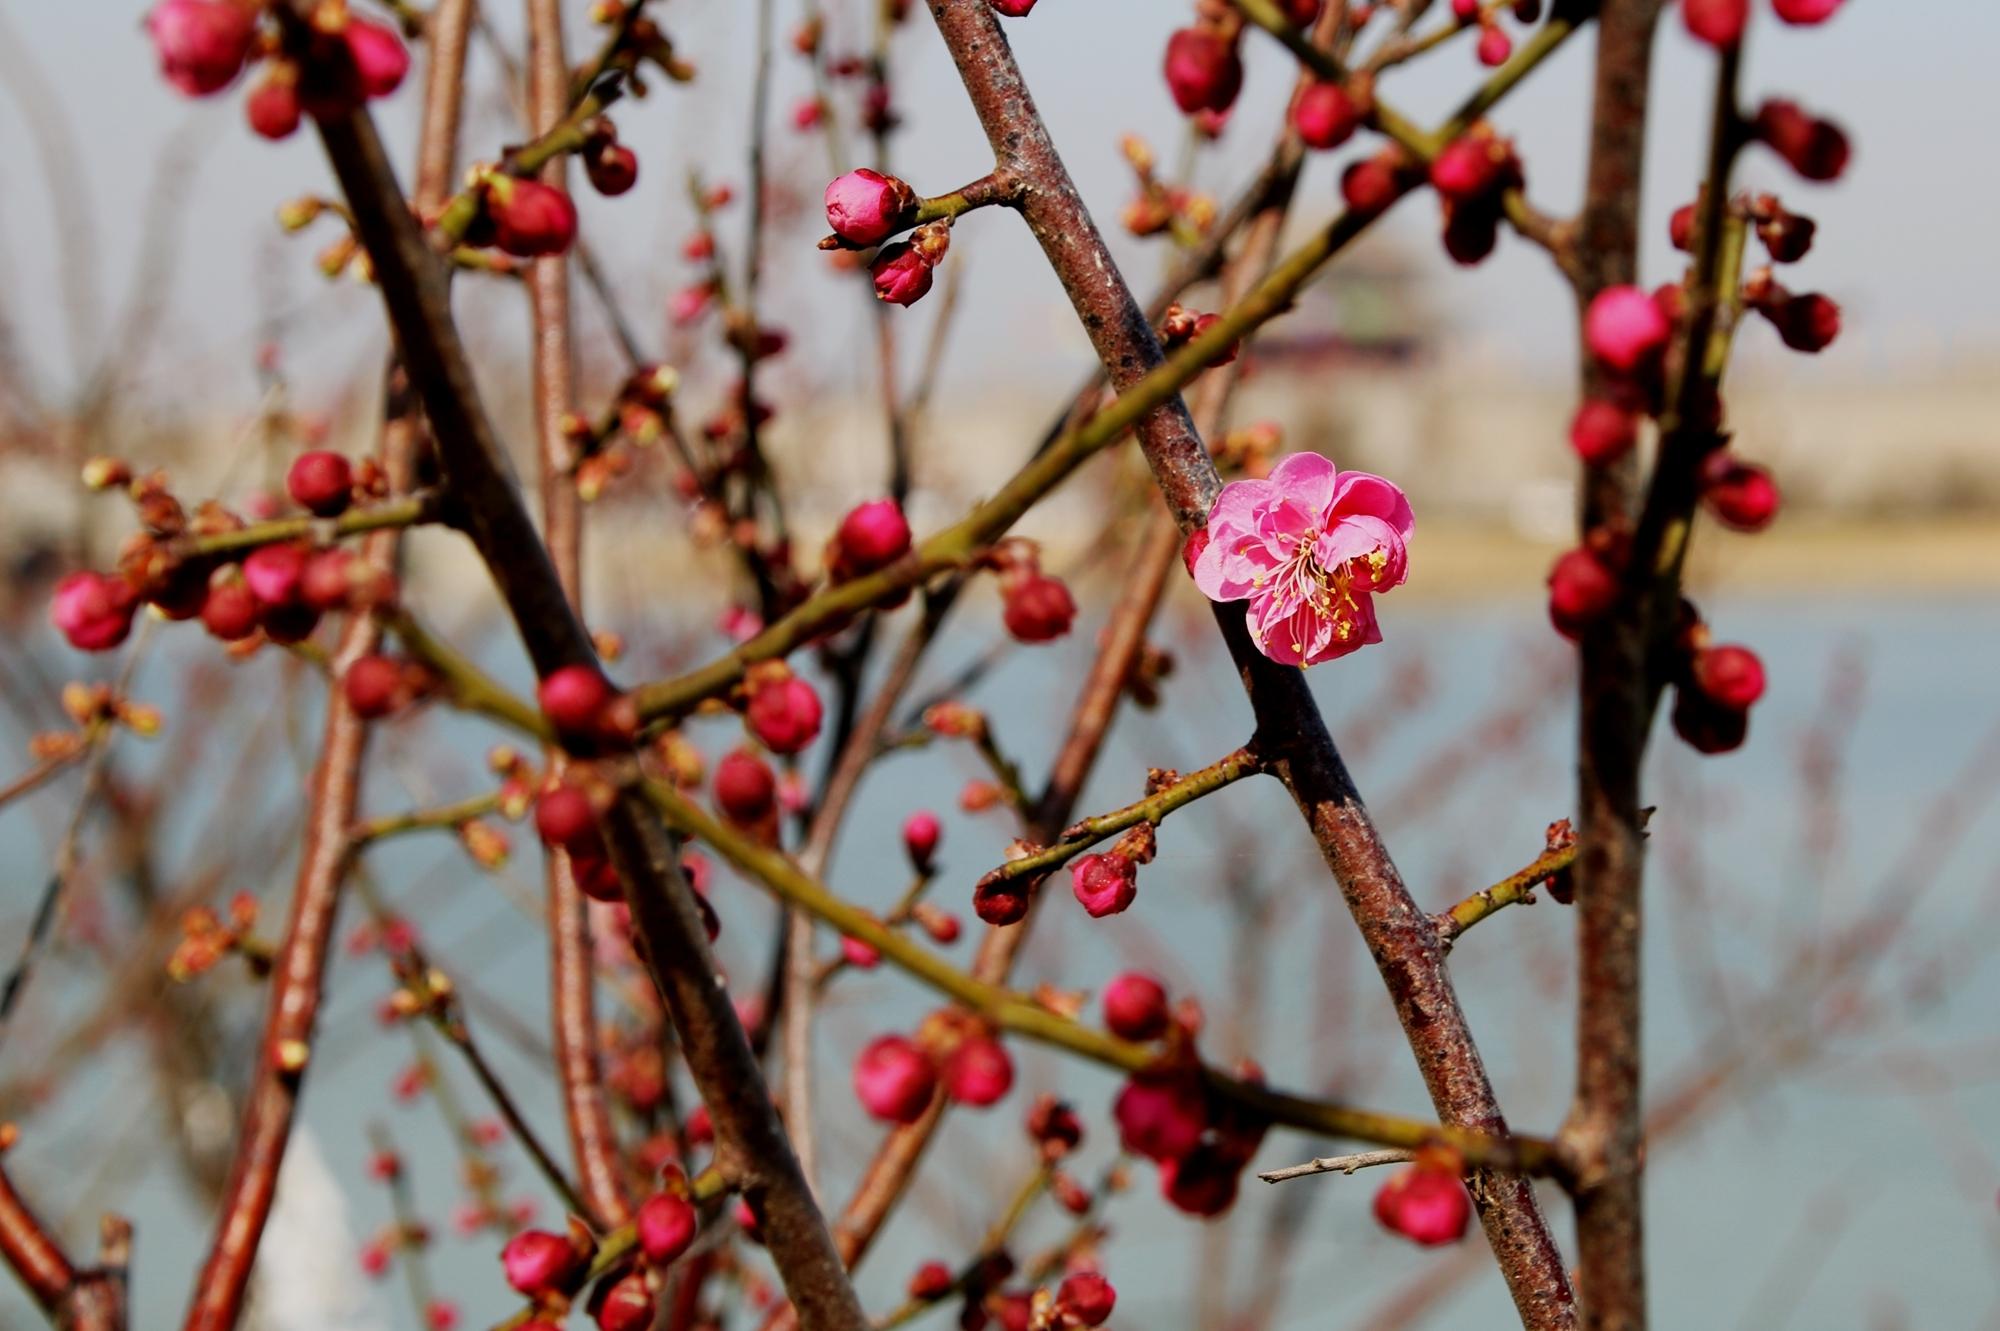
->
[349,791,503,846]
[182,492,442,559]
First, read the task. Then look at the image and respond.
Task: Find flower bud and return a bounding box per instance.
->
[1697,454,1779,531]
[1547,547,1621,639]
[593,1272,655,1331]
[501,1230,584,1298]
[832,497,912,577]
[1102,971,1170,1041]
[244,543,310,606]
[1373,1162,1471,1246]
[201,579,260,641]
[247,68,303,140]
[51,572,139,652]
[941,1035,1014,1107]
[825,170,918,247]
[1163,27,1244,116]
[1752,99,1850,182]
[907,1261,955,1301]
[346,18,410,99]
[1113,1071,1206,1161]
[1672,683,1749,754]
[586,143,640,197]
[974,878,1030,926]
[903,810,942,871]
[1056,1273,1116,1328]
[1001,572,1076,643]
[1070,852,1137,918]
[853,1034,938,1123]
[1681,0,1747,46]
[538,664,616,736]
[636,1191,697,1266]
[486,177,579,257]
[344,654,406,719]
[1293,81,1360,151]
[745,672,823,754]
[287,450,354,516]
[1569,399,1639,465]
[1027,1094,1084,1155]
[1341,152,1411,216]
[714,749,777,824]
[1772,0,1843,23]
[1584,284,1671,373]
[534,785,600,854]
[1691,642,1764,711]
[146,0,257,97]
[991,0,1038,14]
[871,240,936,306]
[1758,290,1841,353]
[842,935,881,969]
[1475,24,1512,66]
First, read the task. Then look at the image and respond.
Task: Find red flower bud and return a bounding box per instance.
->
[833,498,912,576]
[1163,27,1244,116]
[1102,971,1170,1041]
[1071,852,1137,918]
[1681,0,1747,47]
[201,579,260,641]
[243,543,310,606]
[1113,1071,1206,1161]
[902,810,942,870]
[745,674,823,754]
[146,0,257,96]
[1158,1144,1243,1216]
[343,654,405,719]
[1772,0,1843,23]
[538,664,616,735]
[1672,684,1749,754]
[586,142,640,196]
[973,878,1030,926]
[1429,134,1510,202]
[501,1230,584,1298]
[1585,284,1671,372]
[51,572,139,653]
[825,169,919,246]
[1001,572,1076,644]
[534,785,600,853]
[1341,152,1410,215]
[345,18,409,98]
[1284,0,1324,20]
[991,0,1038,14]
[907,1261,955,1301]
[1373,1163,1471,1245]
[1475,24,1512,66]
[488,178,579,257]
[1294,81,1360,151]
[287,450,354,516]
[853,1034,938,1123]
[1569,399,1639,465]
[842,935,881,969]
[246,70,302,140]
[1669,201,1697,251]
[636,1192,697,1266]
[871,241,936,306]
[592,1272,655,1331]
[713,749,777,824]
[1691,643,1765,711]
[1027,1094,1084,1154]
[1547,548,1621,639]
[1753,100,1850,182]
[1697,454,1779,531]
[941,1035,1014,1107]
[1760,290,1841,353]
[1056,1272,1116,1327]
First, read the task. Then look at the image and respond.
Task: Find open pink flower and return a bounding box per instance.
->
[1190,452,1413,666]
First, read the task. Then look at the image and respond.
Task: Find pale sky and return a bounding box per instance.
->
[0,0,1990,422]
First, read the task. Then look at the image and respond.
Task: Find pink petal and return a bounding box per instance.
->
[1267,451,1339,515]
[1315,514,1409,591]
[1329,470,1415,541]
[1248,594,1332,668]
[1301,591,1380,665]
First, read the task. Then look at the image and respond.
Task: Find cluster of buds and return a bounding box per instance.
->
[1112,1053,1267,1216]
[1428,122,1525,266]
[143,0,410,141]
[1683,0,1845,49]
[852,1013,1017,1123]
[1372,1144,1473,1245]
[168,893,268,982]
[1117,135,1216,240]
[51,455,400,657]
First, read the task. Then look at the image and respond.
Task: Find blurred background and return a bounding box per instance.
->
[2,1,1998,1328]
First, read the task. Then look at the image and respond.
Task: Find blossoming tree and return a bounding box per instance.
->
[0,0,1858,1329]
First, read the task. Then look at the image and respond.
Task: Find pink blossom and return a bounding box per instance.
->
[1190,451,1413,667]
